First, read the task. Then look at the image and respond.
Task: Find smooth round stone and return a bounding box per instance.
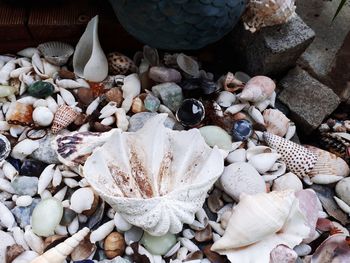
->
[11,199,40,228]
[144,94,160,112]
[0,230,15,263]
[335,177,350,206]
[11,176,38,197]
[32,106,54,126]
[19,159,46,177]
[152,82,183,112]
[128,112,177,132]
[231,120,253,141]
[140,232,176,255]
[28,81,54,98]
[199,126,232,151]
[32,197,64,237]
[176,99,205,127]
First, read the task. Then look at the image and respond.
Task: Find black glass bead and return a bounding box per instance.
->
[176,99,205,127]
[231,119,253,141]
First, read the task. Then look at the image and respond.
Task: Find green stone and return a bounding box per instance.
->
[28,81,54,98]
[199,126,232,151]
[152,83,183,112]
[140,232,177,255]
[144,93,160,112]
[32,197,63,237]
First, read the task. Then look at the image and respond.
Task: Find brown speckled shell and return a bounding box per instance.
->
[264,132,317,178]
[51,105,79,134]
[107,52,137,75]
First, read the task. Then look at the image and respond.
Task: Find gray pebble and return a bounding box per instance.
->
[30,132,60,164]
[152,82,183,112]
[11,198,40,228]
[11,176,38,197]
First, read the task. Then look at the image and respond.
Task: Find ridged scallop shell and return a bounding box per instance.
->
[211,190,310,263]
[263,109,290,137]
[53,129,117,166]
[243,0,296,32]
[240,76,276,102]
[38,42,74,66]
[107,52,137,75]
[83,114,224,236]
[0,134,11,162]
[305,145,350,184]
[51,105,79,134]
[264,132,318,179]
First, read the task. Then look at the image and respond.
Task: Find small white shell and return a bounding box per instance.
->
[216,91,236,108]
[226,149,246,163]
[0,201,15,228]
[263,109,290,137]
[248,153,281,174]
[178,238,200,253]
[11,226,29,250]
[70,187,95,214]
[90,220,115,243]
[38,42,74,66]
[115,108,129,131]
[59,87,76,106]
[114,212,132,232]
[38,164,55,195]
[272,172,303,191]
[2,161,18,180]
[16,195,33,207]
[224,103,247,115]
[248,106,265,125]
[121,73,141,112]
[32,106,54,126]
[56,79,82,89]
[18,47,39,58]
[24,226,44,254]
[99,101,118,119]
[11,139,40,160]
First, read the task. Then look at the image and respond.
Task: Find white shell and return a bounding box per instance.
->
[83,114,224,236]
[272,172,303,191]
[38,42,74,66]
[73,16,108,82]
[70,187,95,214]
[263,109,290,137]
[11,139,40,160]
[220,162,266,201]
[90,220,115,243]
[248,152,281,174]
[211,190,310,263]
[0,201,15,228]
[32,106,54,126]
[216,91,236,108]
[37,164,55,195]
[121,73,141,112]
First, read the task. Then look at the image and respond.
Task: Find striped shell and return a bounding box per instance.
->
[37,42,74,66]
[51,105,79,134]
[263,132,317,179]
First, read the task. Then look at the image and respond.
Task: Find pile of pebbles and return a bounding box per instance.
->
[0,41,349,263]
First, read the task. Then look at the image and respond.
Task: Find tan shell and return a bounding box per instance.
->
[6,102,34,126]
[240,76,275,102]
[263,109,290,137]
[30,227,90,263]
[104,232,126,259]
[131,97,146,113]
[108,52,137,75]
[223,72,244,92]
[264,132,318,179]
[51,105,79,134]
[105,88,123,106]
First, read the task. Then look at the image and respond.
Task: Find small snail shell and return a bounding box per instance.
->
[104,232,126,259]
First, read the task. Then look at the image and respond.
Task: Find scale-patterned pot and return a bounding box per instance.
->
[109,0,247,50]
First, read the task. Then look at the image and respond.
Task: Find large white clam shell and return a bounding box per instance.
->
[83,114,224,236]
[211,190,311,263]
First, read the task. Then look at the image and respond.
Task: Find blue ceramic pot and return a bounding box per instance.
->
[109,0,247,50]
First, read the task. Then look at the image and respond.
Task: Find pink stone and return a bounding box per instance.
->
[149,66,182,83]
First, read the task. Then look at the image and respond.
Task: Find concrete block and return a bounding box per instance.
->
[278,67,340,134]
[229,15,315,76]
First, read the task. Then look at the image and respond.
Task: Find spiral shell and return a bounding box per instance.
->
[51,105,79,134]
[263,109,290,137]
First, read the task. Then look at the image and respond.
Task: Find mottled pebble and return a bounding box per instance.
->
[11,176,38,197]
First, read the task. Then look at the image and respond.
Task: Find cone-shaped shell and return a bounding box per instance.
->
[211,190,310,263]
[73,16,108,82]
[264,132,318,179]
[305,145,350,184]
[240,76,275,102]
[263,109,290,137]
[30,227,90,263]
[83,114,224,236]
[51,105,79,134]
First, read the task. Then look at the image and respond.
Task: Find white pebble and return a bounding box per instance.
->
[16,195,33,207]
[33,99,48,108]
[0,178,15,194]
[125,246,134,256]
[70,187,94,214]
[32,106,54,126]
[114,212,132,232]
[90,220,115,243]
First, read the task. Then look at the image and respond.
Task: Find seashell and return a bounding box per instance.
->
[101,116,115,126]
[178,238,200,253]
[220,162,266,201]
[70,187,95,214]
[0,201,16,229]
[263,109,290,137]
[16,195,33,207]
[0,230,15,263]
[6,102,34,126]
[240,76,276,102]
[12,250,39,263]
[32,106,54,127]
[334,196,350,215]
[59,87,76,106]
[108,52,137,75]
[149,66,182,83]
[195,225,213,243]
[226,148,246,163]
[24,226,44,254]
[247,106,265,125]
[51,105,79,134]
[86,97,100,115]
[105,87,123,106]
[224,103,247,115]
[58,69,75,79]
[73,16,108,82]
[6,244,25,263]
[254,98,270,112]
[216,91,236,108]
[223,72,245,93]
[335,177,350,206]
[90,220,115,243]
[38,42,74,66]
[70,234,96,261]
[104,232,126,259]
[272,172,303,191]
[10,66,32,78]
[270,245,298,263]
[264,132,318,180]
[11,227,29,250]
[0,134,11,162]
[56,79,82,89]
[243,0,296,33]
[0,61,15,85]
[37,164,55,195]
[248,152,281,174]
[100,101,118,119]
[211,190,311,263]
[0,85,15,97]
[30,227,90,263]
[207,188,224,213]
[305,145,350,184]
[121,73,141,112]
[11,139,39,161]
[83,114,224,236]
[53,129,116,166]
[17,47,39,58]
[176,53,199,77]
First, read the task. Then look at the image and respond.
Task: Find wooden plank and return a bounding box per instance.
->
[0,0,31,42]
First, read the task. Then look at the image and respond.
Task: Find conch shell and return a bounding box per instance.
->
[30,227,90,263]
[263,109,290,137]
[83,114,224,236]
[211,190,310,263]
[240,76,275,102]
[243,0,296,33]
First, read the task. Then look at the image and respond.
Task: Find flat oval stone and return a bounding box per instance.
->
[140,232,176,255]
[11,176,38,197]
[28,81,54,98]
[32,197,63,237]
[199,126,232,151]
